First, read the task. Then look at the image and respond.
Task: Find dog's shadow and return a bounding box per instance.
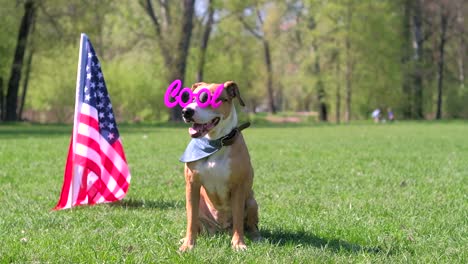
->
[109,198,182,210]
[260,229,385,254]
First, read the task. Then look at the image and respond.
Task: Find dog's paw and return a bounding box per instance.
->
[232,242,247,251]
[179,237,195,252]
[231,239,247,251]
[179,244,194,252]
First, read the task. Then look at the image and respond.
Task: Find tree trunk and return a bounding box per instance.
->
[335,55,341,124]
[263,39,276,114]
[411,0,424,119]
[413,70,423,119]
[19,49,34,121]
[344,1,353,123]
[168,0,195,122]
[436,10,448,120]
[457,6,465,90]
[314,44,327,122]
[5,0,35,121]
[344,36,352,122]
[317,81,327,122]
[0,77,4,121]
[19,11,36,122]
[401,0,413,119]
[196,0,214,82]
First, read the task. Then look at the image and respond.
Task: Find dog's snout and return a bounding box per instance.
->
[182,108,195,119]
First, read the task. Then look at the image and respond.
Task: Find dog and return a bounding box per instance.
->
[179,81,260,251]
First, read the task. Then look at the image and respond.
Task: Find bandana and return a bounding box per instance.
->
[179,137,223,163]
[179,122,251,163]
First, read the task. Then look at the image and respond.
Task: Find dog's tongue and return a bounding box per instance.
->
[189,123,205,138]
[189,121,218,138]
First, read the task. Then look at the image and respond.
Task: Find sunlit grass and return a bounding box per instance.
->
[0,122,466,263]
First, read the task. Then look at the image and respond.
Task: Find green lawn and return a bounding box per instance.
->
[0,122,466,263]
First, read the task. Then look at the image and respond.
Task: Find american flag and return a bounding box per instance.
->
[54,34,131,210]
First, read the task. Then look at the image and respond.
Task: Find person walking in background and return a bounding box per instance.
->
[371,108,381,123]
[387,108,395,122]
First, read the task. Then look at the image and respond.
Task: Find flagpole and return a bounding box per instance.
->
[69,33,89,207]
[74,33,87,151]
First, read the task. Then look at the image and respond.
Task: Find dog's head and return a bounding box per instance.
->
[182,81,245,139]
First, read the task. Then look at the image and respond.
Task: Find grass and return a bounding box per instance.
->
[0,121,467,263]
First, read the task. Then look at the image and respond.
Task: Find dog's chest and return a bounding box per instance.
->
[195,148,231,198]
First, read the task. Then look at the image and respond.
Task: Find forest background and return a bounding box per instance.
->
[0,0,466,123]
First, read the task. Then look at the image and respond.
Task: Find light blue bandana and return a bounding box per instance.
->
[179,137,223,163]
[179,122,250,163]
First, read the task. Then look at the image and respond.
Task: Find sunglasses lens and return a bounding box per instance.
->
[181,91,190,103]
[199,91,209,103]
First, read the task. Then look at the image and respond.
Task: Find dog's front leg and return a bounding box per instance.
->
[231,186,247,251]
[180,179,201,252]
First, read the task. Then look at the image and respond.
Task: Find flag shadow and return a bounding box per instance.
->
[109,198,182,210]
[261,228,386,255]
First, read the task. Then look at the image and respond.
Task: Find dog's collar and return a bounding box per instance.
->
[179,122,250,163]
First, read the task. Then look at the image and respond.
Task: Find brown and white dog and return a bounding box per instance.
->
[179,81,260,251]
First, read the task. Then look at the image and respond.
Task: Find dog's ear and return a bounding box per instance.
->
[224,81,245,107]
[191,82,204,91]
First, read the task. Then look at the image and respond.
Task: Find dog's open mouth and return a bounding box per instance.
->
[188,117,220,138]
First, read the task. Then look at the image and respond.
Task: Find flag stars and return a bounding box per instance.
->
[82,40,120,144]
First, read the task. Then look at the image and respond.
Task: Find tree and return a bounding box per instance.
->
[455,2,466,91]
[239,6,277,114]
[411,0,425,119]
[18,45,34,121]
[280,1,328,121]
[141,0,196,121]
[0,77,4,120]
[343,0,354,123]
[453,6,468,118]
[435,1,450,119]
[5,0,35,121]
[314,46,327,122]
[196,0,215,82]
[401,0,427,119]
[427,0,461,120]
[18,7,37,121]
[333,50,341,123]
